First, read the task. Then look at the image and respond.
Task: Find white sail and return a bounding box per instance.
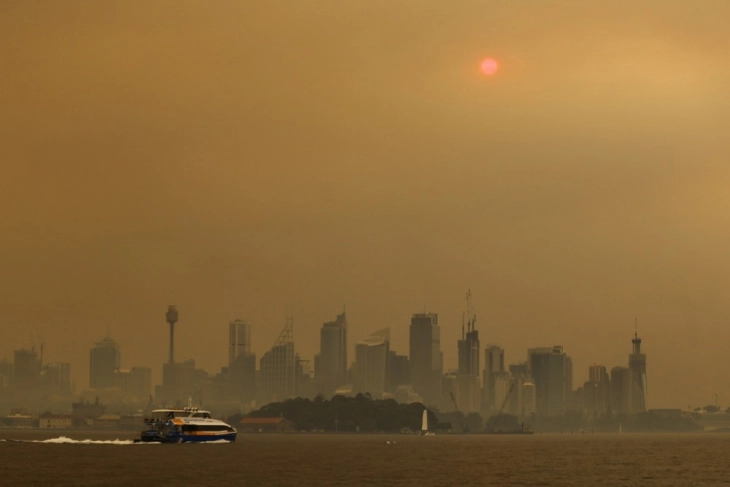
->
[422,410,428,431]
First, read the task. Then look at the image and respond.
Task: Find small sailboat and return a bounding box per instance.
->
[421,409,435,436]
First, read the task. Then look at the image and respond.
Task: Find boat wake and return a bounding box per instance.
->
[9,436,149,445]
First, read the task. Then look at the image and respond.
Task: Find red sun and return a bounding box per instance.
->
[481,58,498,75]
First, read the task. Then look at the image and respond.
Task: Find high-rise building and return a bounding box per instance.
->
[522,382,536,417]
[228,319,252,366]
[409,313,442,406]
[259,318,296,405]
[457,315,480,413]
[610,366,631,414]
[353,328,390,397]
[483,345,505,412]
[629,328,647,412]
[89,337,120,389]
[528,346,567,417]
[42,363,72,396]
[229,352,256,405]
[13,348,41,392]
[160,359,201,405]
[115,367,152,401]
[387,352,410,392]
[584,363,611,416]
[314,312,348,397]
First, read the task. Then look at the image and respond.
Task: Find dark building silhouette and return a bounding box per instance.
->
[483,345,504,413]
[528,346,567,417]
[629,328,647,412]
[611,366,631,414]
[409,312,442,407]
[457,313,480,413]
[353,328,390,397]
[42,362,72,397]
[314,311,348,397]
[89,337,120,389]
[259,318,295,405]
[387,351,410,392]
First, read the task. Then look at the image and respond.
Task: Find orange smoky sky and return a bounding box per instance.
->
[1,1,729,407]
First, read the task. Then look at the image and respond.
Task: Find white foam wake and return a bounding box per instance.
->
[34,436,140,445]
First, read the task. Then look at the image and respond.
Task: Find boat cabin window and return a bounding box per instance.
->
[191,412,211,418]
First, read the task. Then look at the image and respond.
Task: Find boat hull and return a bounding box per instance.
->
[138,431,237,443]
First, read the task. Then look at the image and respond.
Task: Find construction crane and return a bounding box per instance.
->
[487,382,516,433]
[450,391,458,411]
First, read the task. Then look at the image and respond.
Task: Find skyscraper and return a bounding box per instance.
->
[314,311,348,397]
[42,362,72,396]
[528,346,567,417]
[13,348,41,395]
[584,363,610,416]
[259,318,296,405]
[13,348,42,406]
[353,328,390,397]
[456,314,480,413]
[610,366,631,414]
[89,337,120,389]
[409,312,441,406]
[228,319,252,366]
[629,327,647,412]
[483,345,505,412]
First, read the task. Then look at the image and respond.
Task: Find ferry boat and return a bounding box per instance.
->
[137,407,237,443]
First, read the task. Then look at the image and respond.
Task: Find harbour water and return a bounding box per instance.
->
[2,431,730,486]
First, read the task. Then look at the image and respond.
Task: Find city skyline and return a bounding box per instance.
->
[3,1,730,410]
[3,302,654,411]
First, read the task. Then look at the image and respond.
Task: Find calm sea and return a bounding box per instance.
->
[2,430,730,486]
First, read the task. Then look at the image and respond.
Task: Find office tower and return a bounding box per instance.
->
[228,319,252,366]
[409,313,442,407]
[584,363,611,416]
[295,356,316,399]
[166,305,178,364]
[314,311,348,397]
[387,352,410,392]
[528,346,567,417]
[611,366,631,414]
[115,367,152,401]
[457,313,480,413]
[522,382,537,417]
[353,328,390,397]
[13,348,41,392]
[483,345,505,412]
[629,327,647,412]
[89,337,120,389]
[229,352,257,404]
[161,359,199,405]
[42,363,72,396]
[259,317,296,405]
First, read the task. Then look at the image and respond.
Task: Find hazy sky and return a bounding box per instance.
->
[2,1,729,408]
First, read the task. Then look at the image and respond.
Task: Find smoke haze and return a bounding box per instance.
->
[2,1,729,407]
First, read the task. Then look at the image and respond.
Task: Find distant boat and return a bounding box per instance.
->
[421,410,435,436]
